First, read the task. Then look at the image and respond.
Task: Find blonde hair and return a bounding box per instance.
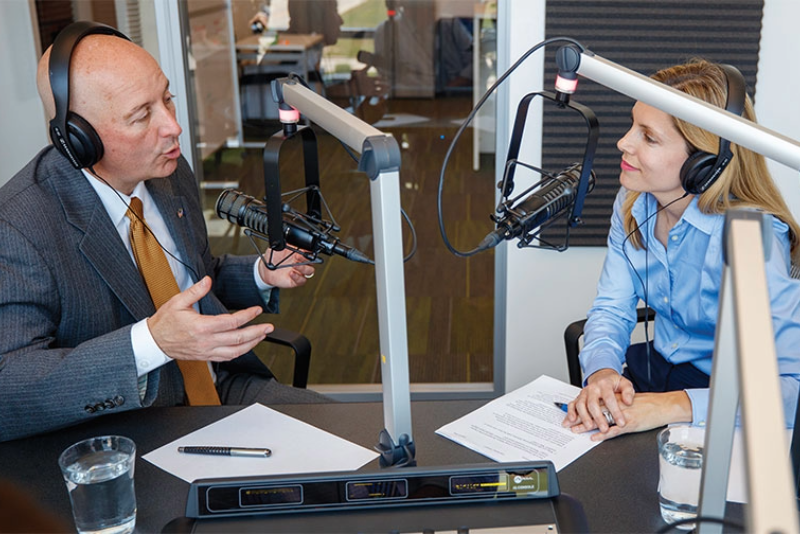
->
[622,59,800,264]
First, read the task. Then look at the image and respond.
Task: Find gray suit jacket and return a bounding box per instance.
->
[0,147,278,442]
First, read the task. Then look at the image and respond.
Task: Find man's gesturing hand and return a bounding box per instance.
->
[148,276,273,362]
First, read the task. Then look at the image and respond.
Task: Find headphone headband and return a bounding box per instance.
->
[680,63,747,195]
[48,21,130,168]
[712,63,746,167]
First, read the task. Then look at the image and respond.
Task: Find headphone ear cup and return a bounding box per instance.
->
[680,151,716,195]
[65,112,104,168]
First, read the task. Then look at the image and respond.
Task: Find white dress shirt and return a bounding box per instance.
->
[82,171,270,380]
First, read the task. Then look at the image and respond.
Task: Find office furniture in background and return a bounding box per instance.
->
[237,33,325,123]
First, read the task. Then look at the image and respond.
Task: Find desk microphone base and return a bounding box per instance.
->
[376,428,416,467]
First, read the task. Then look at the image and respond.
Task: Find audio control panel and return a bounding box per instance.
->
[186,461,559,519]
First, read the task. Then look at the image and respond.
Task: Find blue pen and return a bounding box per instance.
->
[554,401,616,427]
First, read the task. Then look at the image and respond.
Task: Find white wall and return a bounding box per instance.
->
[0,0,48,187]
[500,0,608,392]
[0,0,180,188]
[756,1,800,217]
[501,0,800,393]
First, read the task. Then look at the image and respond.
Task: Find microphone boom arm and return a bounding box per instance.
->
[573,51,800,170]
[272,77,413,467]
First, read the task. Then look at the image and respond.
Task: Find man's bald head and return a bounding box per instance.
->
[35,29,182,188]
[36,34,158,124]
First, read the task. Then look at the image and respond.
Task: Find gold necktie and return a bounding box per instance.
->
[127,197,221,406]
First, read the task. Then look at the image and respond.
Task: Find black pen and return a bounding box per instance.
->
[554,401,616,427]
[177,446,272,458]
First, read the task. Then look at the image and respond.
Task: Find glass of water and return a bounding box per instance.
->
[657,425,704,530]
[58,435,137,534]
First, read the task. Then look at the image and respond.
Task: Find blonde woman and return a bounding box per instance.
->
[563,59,800,441]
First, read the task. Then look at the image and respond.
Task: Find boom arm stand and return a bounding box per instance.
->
[272,78,414,467]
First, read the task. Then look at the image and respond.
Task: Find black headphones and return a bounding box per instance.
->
[48,21,130,169]
[679,64,747,195]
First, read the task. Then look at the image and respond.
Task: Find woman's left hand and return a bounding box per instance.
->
[567,391,693,442]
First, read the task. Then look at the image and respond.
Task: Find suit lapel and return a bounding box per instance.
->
[51,161,154,320]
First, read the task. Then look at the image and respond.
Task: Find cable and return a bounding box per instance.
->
[88,166,200,282]
[437,36,585,257]
[620,191,689,390]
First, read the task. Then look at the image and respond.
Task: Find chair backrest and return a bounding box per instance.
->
[563,307,655,387]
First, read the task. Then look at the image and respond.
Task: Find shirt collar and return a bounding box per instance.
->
[632,192,717,236]
[81,170,150,228]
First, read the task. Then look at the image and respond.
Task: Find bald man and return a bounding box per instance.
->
[0,23,328,442]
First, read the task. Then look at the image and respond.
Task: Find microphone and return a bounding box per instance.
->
[216,190,372,265]
[479,163,596,250]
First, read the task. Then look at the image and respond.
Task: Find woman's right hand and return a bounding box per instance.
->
[562,368,635,432]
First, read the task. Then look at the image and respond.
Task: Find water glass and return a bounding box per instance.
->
[58,435,137,534]
[657,425,704,530]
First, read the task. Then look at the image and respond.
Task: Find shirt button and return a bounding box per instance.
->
[672,342,678,349]
[663,296,669,304]
[671,235,678,241]
[140,360,151,369]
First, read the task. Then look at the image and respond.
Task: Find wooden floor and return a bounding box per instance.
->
[203,94,496,386]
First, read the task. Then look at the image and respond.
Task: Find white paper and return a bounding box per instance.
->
[436,375,603,471]
[143,404,379,483]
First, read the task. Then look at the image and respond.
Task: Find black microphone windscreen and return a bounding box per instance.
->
[216,190,270,235]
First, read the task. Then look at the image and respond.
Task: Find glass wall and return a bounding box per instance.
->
[28,0,499,395]
[182,0,500,394]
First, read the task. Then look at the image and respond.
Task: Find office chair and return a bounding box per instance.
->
[264,327,312,389]
[563,307,655,388]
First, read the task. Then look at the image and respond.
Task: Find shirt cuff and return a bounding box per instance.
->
[580,351,624,386]
[254,257,275,302]
[131,319,172,377]
[685,388,709,427]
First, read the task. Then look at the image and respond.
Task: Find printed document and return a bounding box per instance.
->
[436,374,771,503]
[436,375,601,471]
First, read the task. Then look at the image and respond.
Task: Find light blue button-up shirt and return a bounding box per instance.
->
[580,188,800,427]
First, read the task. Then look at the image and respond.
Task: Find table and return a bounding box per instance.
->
[0,401,742,532]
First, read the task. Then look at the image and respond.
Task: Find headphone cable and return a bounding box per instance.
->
[621,190,689,390]
[88,166,201,283]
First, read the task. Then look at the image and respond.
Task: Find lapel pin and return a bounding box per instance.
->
[177,208,184,218]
